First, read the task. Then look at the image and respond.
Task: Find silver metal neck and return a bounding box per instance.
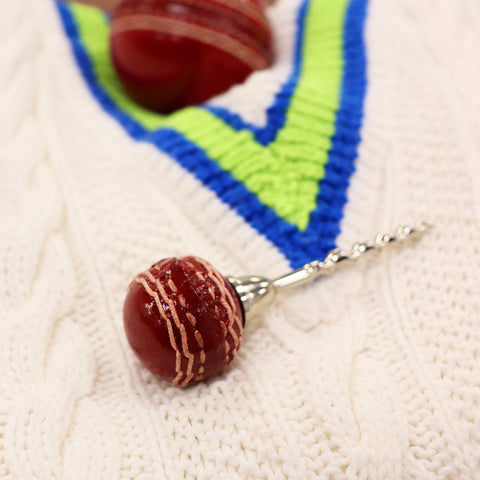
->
[228,221,431,319]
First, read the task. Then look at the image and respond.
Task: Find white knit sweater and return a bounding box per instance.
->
[1,0,480,478]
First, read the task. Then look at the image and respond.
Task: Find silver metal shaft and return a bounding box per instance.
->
[228,221,431,318]
[272,221,431,292]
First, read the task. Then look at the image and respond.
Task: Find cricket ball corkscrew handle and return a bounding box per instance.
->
[123,221,431,386]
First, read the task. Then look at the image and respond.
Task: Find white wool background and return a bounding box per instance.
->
[1,0,480,478]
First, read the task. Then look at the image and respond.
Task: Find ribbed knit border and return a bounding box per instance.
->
[56,0,368,268]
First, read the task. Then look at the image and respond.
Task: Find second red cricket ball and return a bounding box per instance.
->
[110,0,274,113]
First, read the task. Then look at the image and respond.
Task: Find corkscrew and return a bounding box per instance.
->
[123,221,431,386]
[229,221,431,318]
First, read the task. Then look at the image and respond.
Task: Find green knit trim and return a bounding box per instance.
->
[70,0,346,230]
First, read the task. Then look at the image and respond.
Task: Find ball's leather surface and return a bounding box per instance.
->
[123,256,244,386]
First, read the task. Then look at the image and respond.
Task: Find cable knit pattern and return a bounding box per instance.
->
[1,0,480,479]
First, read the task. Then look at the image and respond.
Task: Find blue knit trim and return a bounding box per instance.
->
[299,0,368,266]
[56,0,368,268]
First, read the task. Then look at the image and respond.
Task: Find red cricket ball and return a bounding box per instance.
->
[109,0,274,113]
[123,256,244,386]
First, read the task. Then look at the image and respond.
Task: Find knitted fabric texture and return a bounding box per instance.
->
[1,0,480,478]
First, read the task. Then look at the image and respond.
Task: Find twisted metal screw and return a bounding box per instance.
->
[230,221,431,317]
[313,221,431,276]
[272,221,432,291]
